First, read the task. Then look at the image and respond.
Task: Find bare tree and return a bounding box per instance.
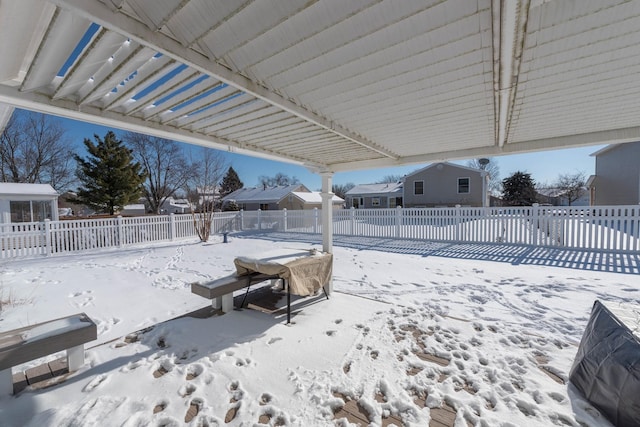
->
[185,148,228,242]
[258,172,300,187]
[376,174,403,184]
[124,132,197,214]
[554,171,587,206]
[467,158,501,195]
[0,111,76,191]
[332,182,355,199]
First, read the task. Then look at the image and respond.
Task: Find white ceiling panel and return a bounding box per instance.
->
[1,0,640,173]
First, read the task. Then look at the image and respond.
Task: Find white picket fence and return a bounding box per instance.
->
[2,205,640,260]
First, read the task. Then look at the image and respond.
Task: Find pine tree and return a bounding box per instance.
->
[502,171,538,206]
[220,166,243,197]
[74,131,147,215]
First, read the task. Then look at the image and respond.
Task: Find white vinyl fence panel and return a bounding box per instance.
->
[2,205,639,260]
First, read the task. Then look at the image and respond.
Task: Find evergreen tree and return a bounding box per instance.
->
[502,171,538,206]
[220,166,243,197]
[74,131,147,215]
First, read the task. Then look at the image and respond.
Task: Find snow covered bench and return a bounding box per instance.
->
[191,272,277,313]
[0,312,97,396]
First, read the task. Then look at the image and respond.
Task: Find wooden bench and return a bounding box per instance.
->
[0,312,97,396]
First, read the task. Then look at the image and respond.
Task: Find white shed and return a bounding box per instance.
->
[0,183,59,224]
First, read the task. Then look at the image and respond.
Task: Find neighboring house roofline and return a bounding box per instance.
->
[291,191,343,204]
[222,184,307,203]
[0,183,58,197]
[590,141,640,157]
[346,182,403,196]
[404,161,486,178]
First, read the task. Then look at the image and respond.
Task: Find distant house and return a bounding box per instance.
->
[196,186,220,207]
[403,162,488,208]
[120,204,146,216]
[290,191,344,210]
[588,142,640,205]
[158,197,192,214]
[222,184,311,210]
[345,182,403,209]
[0,183,59,223]
[536,187,589,206]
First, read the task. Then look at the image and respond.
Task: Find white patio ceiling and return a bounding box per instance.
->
[1,0,640,173]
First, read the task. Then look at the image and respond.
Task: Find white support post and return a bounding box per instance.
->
[455,205,461,241]
[320,171,334,294]
[0,368,12,397]
[257,209,262,230]
[44,219,52,256]
[283,208,287,232]
[531,203,539,246]
[221,293,234,313]
[313,208,318,234]
[117,215,124,248]
[395,206,402,238]
[67,344,85,371]
[239,210,244,231]
[350,207,356,235]
[169,213,176,241]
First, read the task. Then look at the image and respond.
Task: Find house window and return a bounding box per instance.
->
[372,197,380,207]
[414,181,424,195]
[389,197,396,208]
[10,201,31,223]
[9,200,52,223]
[260,203,269,210]
[458,178,470,194]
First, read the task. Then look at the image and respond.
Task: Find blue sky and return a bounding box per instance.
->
[44,110,604,191]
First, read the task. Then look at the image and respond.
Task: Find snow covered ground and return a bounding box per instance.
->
[0,233,638,426]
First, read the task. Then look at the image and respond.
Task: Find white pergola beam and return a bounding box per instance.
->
[0,85,323,169]
[494,0,529,148]
[51,0,400,161]
[328,126,640,172]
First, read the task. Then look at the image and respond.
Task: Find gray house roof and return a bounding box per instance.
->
[222,184,306,203]
[0,183,58,197]
[292,192,343,204]
[405,161,486,178]
[346,182,403,196]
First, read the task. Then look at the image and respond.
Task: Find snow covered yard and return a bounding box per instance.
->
[0,234,638,426]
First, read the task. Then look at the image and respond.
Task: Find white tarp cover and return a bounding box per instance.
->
[234,251,332,297]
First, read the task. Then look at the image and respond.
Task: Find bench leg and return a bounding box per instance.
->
[67,344,85,372]
[0,368,12,397]
[221,293,234,313]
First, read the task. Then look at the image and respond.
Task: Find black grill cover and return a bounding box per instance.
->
[569,300,640,427]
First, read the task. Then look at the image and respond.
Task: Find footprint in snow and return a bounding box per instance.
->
[83,374,108,392]
[178,383,197,397]
[184,398,203,423]
[186,363,204,380]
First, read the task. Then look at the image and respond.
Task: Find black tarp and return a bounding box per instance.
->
[569,300,640,427]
